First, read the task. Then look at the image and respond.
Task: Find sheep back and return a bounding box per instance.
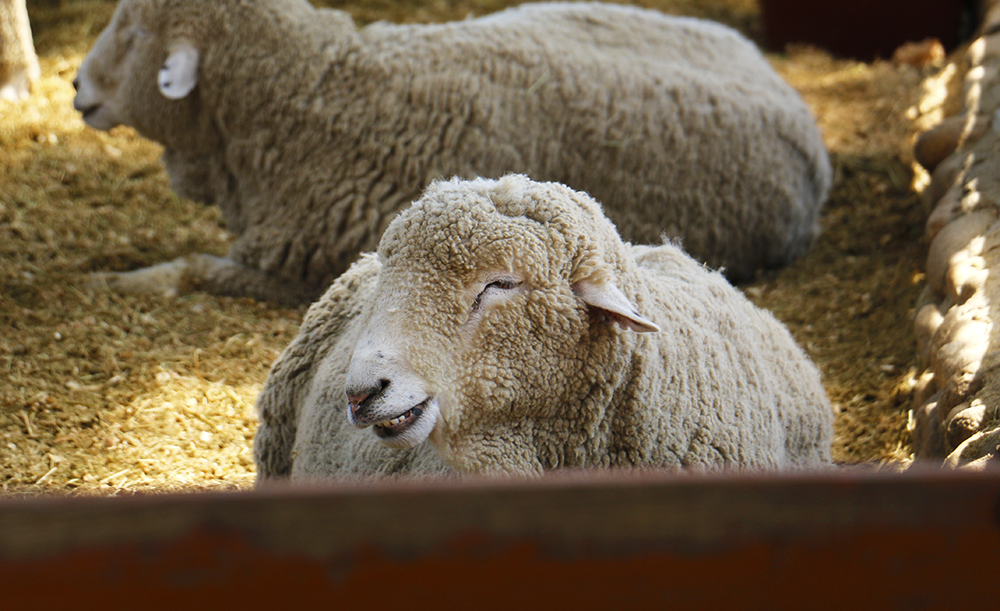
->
[353,3,831,282]
[628,243,833,468]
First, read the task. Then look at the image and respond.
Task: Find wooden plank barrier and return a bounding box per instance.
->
[1,467,999,609]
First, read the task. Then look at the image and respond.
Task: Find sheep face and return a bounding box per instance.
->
[344,177,658,472]
[73,0,212,149]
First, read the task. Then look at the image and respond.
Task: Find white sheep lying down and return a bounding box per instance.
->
[254,175,833,480]
[73,0,831,304]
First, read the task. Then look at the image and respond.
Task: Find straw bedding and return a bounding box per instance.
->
[0,0,954,493]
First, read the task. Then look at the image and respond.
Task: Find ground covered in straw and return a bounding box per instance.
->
[0,0,954,493]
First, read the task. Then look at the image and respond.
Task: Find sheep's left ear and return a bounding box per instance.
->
[158,40,199,100]
[572,279,661,333]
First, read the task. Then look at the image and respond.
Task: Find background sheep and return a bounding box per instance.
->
[255,175,833,480]
[0,0,39,101]
[74,0,831,305]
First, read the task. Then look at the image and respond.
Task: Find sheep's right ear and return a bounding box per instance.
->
[158,40,199,100]
[572,279,661,333]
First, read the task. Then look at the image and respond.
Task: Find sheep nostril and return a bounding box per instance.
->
[346,394,368,417]
[346,379,390,417]
[72,77,79,91]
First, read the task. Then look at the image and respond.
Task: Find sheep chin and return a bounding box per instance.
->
[78,102,120,131]
[373,397,439,449]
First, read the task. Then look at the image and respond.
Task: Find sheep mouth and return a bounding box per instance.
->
[373,400,428,440]
[75,102,101,121]
[78,104,112,130]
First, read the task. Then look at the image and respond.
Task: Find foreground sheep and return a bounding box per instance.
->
[255,175,833,480]
[74,0,831,304]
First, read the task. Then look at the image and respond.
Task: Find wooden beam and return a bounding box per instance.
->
[1,467,999,609]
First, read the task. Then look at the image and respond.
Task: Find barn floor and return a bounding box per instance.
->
[0,0,953,493]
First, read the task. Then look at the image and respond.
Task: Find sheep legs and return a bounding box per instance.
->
[0,0,39,101]
[90,254,317,305]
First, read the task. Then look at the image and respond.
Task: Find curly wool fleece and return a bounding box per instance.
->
[255,175,833,479]
[75,0,830,304]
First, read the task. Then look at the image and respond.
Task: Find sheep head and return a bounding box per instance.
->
[344,175,659,473]
[72,0,235,151]
[73,0,358,156]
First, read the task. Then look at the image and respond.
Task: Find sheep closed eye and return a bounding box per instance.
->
[470,278,523,313]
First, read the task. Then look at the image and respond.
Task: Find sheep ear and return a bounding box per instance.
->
[158,40,199,100]
[572,279,660,333]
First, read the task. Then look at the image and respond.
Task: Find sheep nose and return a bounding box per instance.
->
[346,378,390,421]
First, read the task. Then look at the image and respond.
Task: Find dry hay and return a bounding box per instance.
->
[755,46,966,465]
[0,0,954,494]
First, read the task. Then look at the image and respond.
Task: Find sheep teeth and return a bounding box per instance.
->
[376,409,412,429]
[373,405,426,437]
